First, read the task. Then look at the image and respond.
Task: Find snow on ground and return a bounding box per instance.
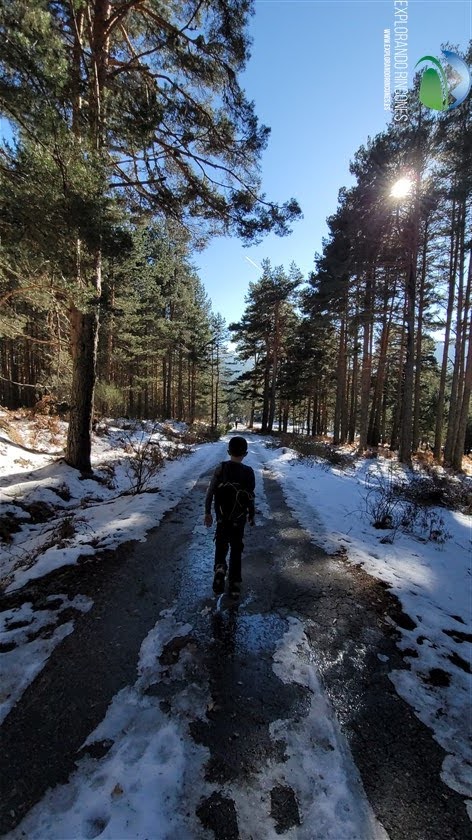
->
[0,593,92,725]
[7,551,387,840]
[250,437,472,813]
[0,413,229,733]
[228,616,388,840]
[0,416,275,734]
[0,416,228,592]
[6,609,213,840]
[1,417,471,829]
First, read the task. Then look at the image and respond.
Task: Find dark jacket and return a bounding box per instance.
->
[205,460,256,521]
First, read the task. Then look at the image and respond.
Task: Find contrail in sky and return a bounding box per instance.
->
[245,256,261,271]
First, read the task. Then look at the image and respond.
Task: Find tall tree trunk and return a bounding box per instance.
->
[452,303,472,470]
[66,253,101,472]
[444,212,467,464]
[368,277,394,447]
[348,317,359,443]
[214,341,219,428]
[358,268,374,452]
[162,357,167,416]
[433,198,460,460]
[249,399,255,429]
[311,387,319,436]
[177,345,183,421]
[190,360,196,424]
[412,227,429,452]
[66,0,110,470]
[334,315,347,445]
[399,191,420,466]
[267,301,280,433]
[106,278,115,383]
[451,250,472,469]
[390,315,406,451]
[166,349,172,419]
[261,347,271,433]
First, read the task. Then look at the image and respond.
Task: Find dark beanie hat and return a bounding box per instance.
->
[228,436,248,456]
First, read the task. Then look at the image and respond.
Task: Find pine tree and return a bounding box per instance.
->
[0,0,301,470]
[230,259,300,433]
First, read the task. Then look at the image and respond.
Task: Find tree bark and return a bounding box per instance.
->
[66,289,100,471]
[412,227,429,452]
[433,197,459,460]
[358,268,374,452]
[334,315,347,445]
[444,210,467,464]
[399,193,420,466]
[267,301,280,433]
[452,306,472,470]
[66,0,110,470]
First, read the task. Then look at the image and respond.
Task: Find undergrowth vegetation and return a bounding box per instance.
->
[264,431,471,545]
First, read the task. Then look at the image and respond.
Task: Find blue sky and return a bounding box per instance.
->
[197,0,472,325]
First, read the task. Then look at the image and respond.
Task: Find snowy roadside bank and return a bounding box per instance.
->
[1,417,229,594]
[250,436,471,816]
[0,417,230,729]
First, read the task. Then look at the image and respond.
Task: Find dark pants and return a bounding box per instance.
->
[214,521,245,584]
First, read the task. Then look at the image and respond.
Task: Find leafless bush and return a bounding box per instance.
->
[275,434,353,470]
[55,516,76,546]
[31,395,56,415]
[397,502,450,544]
[28,414,63,448]
[0,513,23,543]
[364,463,406,531]
[404,468,471,512]
[364,463,451,544]
[164,443,192,461]
[121,424,164,493]
[264,438,283,450]
[94,462,116,490]
[0,417,25,447]
[179,423,224,444]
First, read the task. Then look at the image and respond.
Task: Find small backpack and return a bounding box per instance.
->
[214,462,252,524]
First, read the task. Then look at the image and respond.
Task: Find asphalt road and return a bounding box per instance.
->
[0,459,469,838]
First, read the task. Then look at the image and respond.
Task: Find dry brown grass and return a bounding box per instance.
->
[0,416,25,447]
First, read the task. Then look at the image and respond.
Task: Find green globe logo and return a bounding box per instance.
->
[416,50,471,111]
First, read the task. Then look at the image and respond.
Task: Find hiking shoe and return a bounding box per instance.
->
[228,582,240,598]
[212,567,226,594]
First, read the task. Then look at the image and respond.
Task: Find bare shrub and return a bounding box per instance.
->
[0,513,23,543]
[398,503,450,544]
[364,463,406,531]
[179,423,223,444]
[275,433,353,470]
[51,482,71,502]
[136,421,223,447]
[0,417,25,447]
[264,438,283,450]
[121,424,164,493]
[94,462,116,489]
[31,395,56,415]
[364,463,452,544]
[28,414,64,449]
[405,468,471,513]
[164,443,192,461]
[56,516,76,546]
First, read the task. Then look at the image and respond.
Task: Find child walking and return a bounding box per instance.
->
[204,436,255,598]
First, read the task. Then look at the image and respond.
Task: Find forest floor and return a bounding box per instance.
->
[0,415,471,839]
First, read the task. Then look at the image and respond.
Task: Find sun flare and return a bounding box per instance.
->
[390,177,413,199]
